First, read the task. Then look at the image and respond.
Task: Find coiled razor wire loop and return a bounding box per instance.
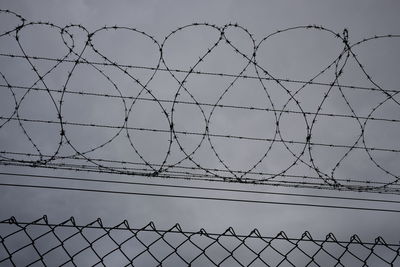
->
[0,216,399,266]
[0,10,400,193]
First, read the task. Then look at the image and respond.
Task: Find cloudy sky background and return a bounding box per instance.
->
[0,0,400,255]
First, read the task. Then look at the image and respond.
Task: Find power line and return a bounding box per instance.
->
[1,150,396,187]
[1,182,399,213]
[1,171,399,204]
[2,159,399,194]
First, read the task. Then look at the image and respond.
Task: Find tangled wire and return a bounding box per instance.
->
[0,10,399,193]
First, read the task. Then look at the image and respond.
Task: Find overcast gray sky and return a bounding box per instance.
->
[0,0,400,262]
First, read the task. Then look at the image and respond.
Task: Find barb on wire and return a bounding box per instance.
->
[0,10,400,193]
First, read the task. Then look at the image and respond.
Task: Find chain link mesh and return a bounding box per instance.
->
[1,216,399,266]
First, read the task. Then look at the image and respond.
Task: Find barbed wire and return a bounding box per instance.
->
[1,216,399,266]
[1,9,400,193]
[2,155,400,194]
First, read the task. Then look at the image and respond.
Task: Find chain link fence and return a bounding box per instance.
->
[1,216,399,266]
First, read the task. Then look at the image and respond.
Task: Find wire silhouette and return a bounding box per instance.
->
[2,172,400,204]
[0,9,400,193]
[1,216,399,266]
